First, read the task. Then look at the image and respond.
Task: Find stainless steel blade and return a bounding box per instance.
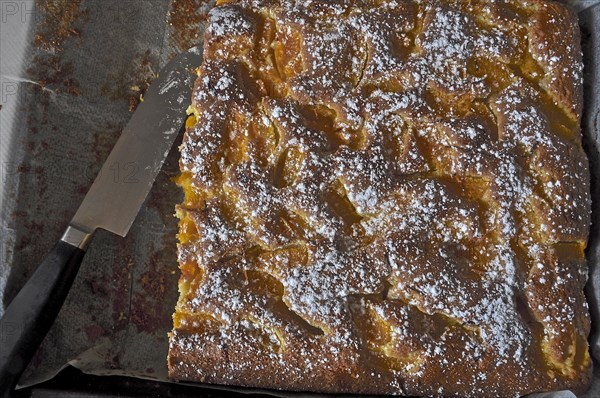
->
[71,47,202,237]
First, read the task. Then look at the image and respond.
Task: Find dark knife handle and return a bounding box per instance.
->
[0,227,92,397]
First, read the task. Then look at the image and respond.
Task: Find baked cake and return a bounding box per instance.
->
[168,0,593,396]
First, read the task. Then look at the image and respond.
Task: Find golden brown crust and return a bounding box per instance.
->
[169,0,592,396]
[528,0,584,120]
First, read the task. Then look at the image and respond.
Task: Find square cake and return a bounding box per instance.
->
[168,0,593,396]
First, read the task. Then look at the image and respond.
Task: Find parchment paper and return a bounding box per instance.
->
[0,0,598,396]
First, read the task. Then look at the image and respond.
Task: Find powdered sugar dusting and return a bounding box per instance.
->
[170,0,591,395]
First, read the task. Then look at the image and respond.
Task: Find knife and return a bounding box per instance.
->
[0,46,202,396]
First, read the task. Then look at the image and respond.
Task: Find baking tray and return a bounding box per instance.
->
[0,0,599,397]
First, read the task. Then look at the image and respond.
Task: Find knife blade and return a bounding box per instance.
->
[0,46,203,395]
[72,46,203,239]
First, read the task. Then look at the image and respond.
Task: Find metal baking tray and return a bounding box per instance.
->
[1,0,599,396]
